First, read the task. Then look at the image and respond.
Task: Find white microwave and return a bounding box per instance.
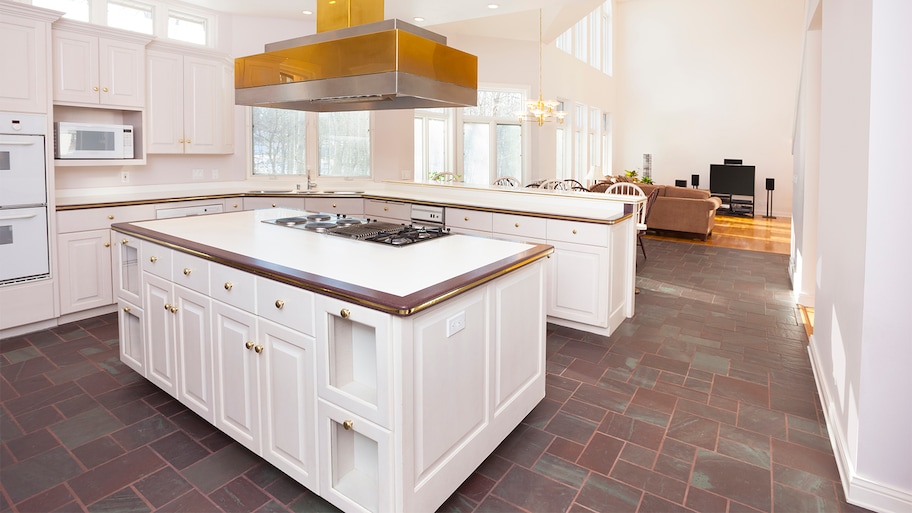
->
[54,122,134,160]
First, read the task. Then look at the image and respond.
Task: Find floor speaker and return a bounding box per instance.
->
[764,178,776,218]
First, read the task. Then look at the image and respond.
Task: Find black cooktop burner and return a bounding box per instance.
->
[361,226,450,246]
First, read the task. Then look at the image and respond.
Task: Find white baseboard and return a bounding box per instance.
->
[808,336,912,513]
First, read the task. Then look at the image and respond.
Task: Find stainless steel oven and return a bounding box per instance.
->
[0,112,50,285]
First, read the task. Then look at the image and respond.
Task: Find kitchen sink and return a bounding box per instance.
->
[248,189,294,194]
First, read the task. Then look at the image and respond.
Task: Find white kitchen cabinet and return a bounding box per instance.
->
[117,300,144,375]
[52,20,150,108]
[0,3,58,113]
[492,212,547,242]
[57,229,113,315]
[243,197,306,211]
[212,300,319,489]
[446,207,492,238]
[146,43,234,154]
[547,240,608,327]
[305,197,364,216]
[113,235,142,306]
[173,284,214,423]
[363,199,410,223]
[144,272,177,396]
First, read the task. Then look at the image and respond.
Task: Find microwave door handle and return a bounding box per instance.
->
[0,213,38,221]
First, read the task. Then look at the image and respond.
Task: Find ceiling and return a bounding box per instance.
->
[176,0,604,42]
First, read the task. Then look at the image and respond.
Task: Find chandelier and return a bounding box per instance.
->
[519,9,566,126]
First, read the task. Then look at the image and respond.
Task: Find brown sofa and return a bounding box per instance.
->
[637,184,723,240]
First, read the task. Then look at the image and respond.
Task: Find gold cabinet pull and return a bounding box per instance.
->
[108,215,115,220]
[572,229,577,235]
[464,216,470,221]
[93,86,99,91]
[164,303,171,311]
[224,282,233,291]
[102,87,109,92]
[515,222,520,228]
[342,420,354,431]
[383,206,389,211]
[254,345,264,354]
[104,242,111,248]
[271,203,277,207]
[275,299,285,309]
[332,203,337,208]
[232,204,238,208]
[150,256,158,263]
[186,139,191,144]
[122,239,129,245]
[183,268,192,276]
[340,308,351,319]
[245,341,255,350]
[123,306,131,313]
[178,138,184,143]
[169,305,178,313]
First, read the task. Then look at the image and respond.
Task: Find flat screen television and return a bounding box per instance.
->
[710,164,755,196]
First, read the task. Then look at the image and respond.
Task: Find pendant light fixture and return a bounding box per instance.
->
[519,9,566,126]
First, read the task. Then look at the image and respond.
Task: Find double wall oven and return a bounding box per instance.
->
[0,112,50,285]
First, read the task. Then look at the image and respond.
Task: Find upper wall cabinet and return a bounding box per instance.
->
[146,42,234,155]
[51,19,152,109]
[0,3,59,113]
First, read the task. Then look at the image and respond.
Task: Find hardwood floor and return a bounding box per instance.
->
[644,213,791,255]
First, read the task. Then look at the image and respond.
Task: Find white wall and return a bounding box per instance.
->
[808,0,912,510]
[614,0,804,216]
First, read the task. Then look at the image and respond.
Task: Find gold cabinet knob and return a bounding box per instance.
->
[164,303,171,311]
[178,138,184,143]
[123,306,131,313]
[275,299,285,309]
[183,268,192,276]
[332,203,337,208]
[515,222,520,228]
[108,215,115,220]
[383,206,389,211]
[254,345,264,354]
[271,203,277,207]
[224,282,233,291]
[340,308,350,319]
[104,242,111,248]
[186,139,191,144]
[93,86,99,91]
[169,305,178,313]
[232,204,238,208]
[464,216,470,221]
[150,256,158,263]
[572,229,577,235]
[342,420,354,431]
[102,87,109,92]
[245,341,255,350]
[122,239,129,245]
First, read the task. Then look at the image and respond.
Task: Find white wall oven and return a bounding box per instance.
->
[1,112,50,285]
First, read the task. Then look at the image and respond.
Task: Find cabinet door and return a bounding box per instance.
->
[113,235,142,306]
[182,55,220,154]
[98,37,144,107]
[212,301,260,452]
[52,30,99,104]
[260,319,318,489]
[243,197,306,210]
[547,240,608,327]
[58,229,113,315]
[305,198,364,216]
[144,273,177,396]
[117,301,144,375]
[316,297,391,428]
[0,13,49,113]
[146,49,184,153]
[174,285,214,423]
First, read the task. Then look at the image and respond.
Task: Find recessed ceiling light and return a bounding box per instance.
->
[488,3,499,8]
[413,16,425,22]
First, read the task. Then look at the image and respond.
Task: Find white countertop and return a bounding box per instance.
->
[123,208,547,298]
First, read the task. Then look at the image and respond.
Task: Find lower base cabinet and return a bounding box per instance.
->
[118,236,546,513]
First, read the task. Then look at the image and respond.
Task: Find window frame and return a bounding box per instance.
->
[455,85,528,186]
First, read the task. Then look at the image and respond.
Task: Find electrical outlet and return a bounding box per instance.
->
[192,168,204,180]
[120,171,130,183]
[446,311,466,338]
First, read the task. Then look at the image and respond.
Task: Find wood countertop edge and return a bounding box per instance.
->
[112,222,553,317]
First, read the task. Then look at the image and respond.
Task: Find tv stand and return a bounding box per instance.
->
[712,193,754,218]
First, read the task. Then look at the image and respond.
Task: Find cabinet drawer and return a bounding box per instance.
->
[243,197,306,210]
[546,219,610,245]
[492,213,546,241]
[305,198,363,216]
[210,262,256,313]
[364,199,410,221]
[257,277,314,335]
[57,204,156,233]
[141,240,172,280]
[172,251,209,294]
[446,208,492,232]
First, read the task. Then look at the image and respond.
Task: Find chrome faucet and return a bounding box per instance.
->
[306,170,317,190]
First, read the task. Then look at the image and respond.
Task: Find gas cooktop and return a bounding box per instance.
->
[263,214,451,246]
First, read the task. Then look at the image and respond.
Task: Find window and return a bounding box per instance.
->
[318,111,370,178]
[556,127,566,180]
[414,108,450,181]
[556,0,613,75]
[601,112,613,177]
[107,0,153,35]
[31,0,216,47]
[461,90,524,185]
[251,107,307,176]
[573,104,586,181]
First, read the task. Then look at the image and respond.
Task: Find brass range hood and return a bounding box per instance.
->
[234,0,478,112]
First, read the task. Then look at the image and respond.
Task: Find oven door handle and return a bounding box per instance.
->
[0,213,38,221]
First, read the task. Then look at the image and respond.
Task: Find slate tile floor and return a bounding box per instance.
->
[1,240,874,513]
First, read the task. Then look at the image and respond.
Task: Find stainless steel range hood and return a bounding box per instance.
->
[234,0,477,112]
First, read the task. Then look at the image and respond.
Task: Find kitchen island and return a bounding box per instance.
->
[111,208,552,513]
